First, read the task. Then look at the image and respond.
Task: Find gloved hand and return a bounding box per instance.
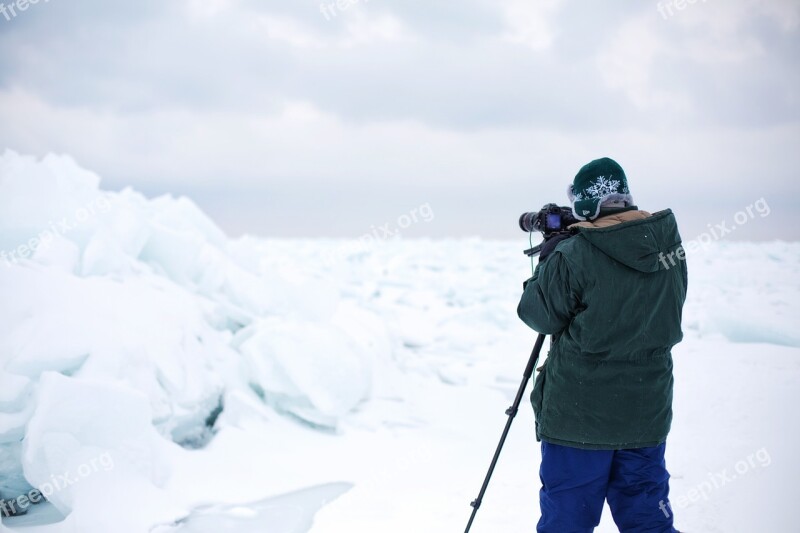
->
[538,233,572,262]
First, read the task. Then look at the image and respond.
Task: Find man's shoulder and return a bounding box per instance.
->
[549,233,594,270]
[553,232,590,255]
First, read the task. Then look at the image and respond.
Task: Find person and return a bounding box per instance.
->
[517,157,687,533]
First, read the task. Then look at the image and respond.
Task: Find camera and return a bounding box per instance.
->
[519,203,579,235]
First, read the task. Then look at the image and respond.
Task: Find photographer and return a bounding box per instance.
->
[518,158,688,533]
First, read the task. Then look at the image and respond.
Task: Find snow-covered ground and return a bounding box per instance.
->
[0,151,798,532]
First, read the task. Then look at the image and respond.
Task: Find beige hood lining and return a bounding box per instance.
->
[569,210,652,230]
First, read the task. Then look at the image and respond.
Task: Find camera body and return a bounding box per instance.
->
[519,203,579,236]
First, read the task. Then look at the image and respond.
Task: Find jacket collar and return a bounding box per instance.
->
[569,209,652,230]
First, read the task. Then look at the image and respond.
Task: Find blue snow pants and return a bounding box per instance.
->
[537,441,677,533]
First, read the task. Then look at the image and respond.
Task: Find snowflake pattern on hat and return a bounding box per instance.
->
[585,176,622,199]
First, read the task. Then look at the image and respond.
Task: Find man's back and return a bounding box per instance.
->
[518,208,688,449]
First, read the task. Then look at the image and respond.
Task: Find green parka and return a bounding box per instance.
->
[518,209,687,450]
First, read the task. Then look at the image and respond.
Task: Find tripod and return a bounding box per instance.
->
[464,333,546,533]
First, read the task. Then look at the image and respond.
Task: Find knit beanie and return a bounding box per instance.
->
[567,157,634,221]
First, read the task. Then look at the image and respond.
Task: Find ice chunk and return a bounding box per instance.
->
[235,317,372,428]
[22,373,171,515]
[139,218,209,284]
[151,482,352,533]
[0,150,110,256]
[30,234,81,274]
[0,409,33,444]
[0,373,32,412]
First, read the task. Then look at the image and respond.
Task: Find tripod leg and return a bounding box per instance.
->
[464,333,546,532]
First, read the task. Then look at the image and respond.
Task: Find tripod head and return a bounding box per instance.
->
[523,230,576,257]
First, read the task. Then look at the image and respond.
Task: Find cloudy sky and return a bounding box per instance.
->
[0,0,798,241]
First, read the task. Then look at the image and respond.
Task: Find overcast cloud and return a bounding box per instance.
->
[0,0,798,240]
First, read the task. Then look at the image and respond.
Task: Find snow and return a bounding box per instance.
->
[1,150,798,532]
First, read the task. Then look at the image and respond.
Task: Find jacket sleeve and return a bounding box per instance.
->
[517,252,579,335]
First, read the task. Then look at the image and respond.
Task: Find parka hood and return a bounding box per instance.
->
[573,209,683,273]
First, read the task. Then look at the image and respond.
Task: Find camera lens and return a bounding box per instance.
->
[519,212,537,232]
